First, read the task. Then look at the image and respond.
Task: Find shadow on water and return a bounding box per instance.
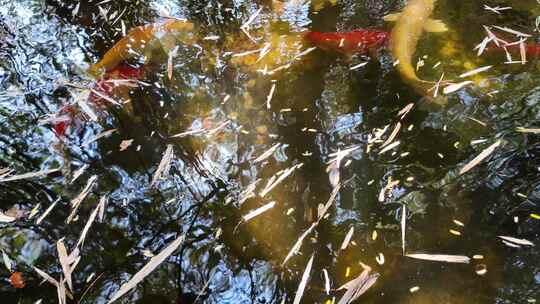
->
[0,0,540,303]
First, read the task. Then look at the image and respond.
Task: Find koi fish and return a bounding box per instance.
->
[489,42,540,57]
[53,63,145,138]
[304,30,390,55]
[88,19,194,77]
[88,63,145,106]
[384,0,448,94]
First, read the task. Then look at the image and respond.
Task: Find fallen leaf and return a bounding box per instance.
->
[337,270,379,304]
[57,239,73,291]
[150,145,174,188]
[498,236,534,247]
[293,254,314,304]
[459,65,493,78]
[9,272,25,289]
[0,168,60,183]
[406,253,470,263]
[459,140,501,175]
[242,201,276,222]
[443,81,473,95]
[0,211,15,223]
[119,139,134,151]
[340,227,355,250]
[107,235,184,303]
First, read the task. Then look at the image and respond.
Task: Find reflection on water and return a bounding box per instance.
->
[0,0,540,303]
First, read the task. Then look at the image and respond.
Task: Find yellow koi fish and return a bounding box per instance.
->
[384,0,448,94]
[88,19,195,77]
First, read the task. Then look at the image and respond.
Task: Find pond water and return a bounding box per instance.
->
[0,0,539,303]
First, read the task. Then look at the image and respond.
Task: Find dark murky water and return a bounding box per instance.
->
[1,0,540,303]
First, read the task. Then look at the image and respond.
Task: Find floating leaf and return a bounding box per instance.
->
[498,236,534,247]
[459,140,501,175]
[293,254,314,304]
[56,239,73,291]
[0,168,60,183]
[338,270,379,304]
[33,266,59,287]
[282,223,317,266]
[36,198,60,225]
[340,227,354,250]
[459,65,492,78]
[443,81,473,95]
[406,253,470,263]
[2,250,12,272]
[150,145,174,188]
[322,269,331,295]
[242,201,276,222]
[0,212,15,223]
[107,235,184,303]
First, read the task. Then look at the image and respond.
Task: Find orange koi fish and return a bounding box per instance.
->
[88,19,194,76]
[53,19,194,138]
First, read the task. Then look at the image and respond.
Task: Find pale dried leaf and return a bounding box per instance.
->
[381,123,401,148]
[150,145,174,188]
[318,184,341,221]
[237,179,260,206]
[119,139,134,151]
[340,227,354,250]
[492,25,532,37]
[81,129,117,147]
[322,269,331,295]
[379,140,400,155]
[282,222,317,266]
[398,103,414,120]
[57,278,67,304]
[36,198,60,225]
[76,196,105,248]
[459,140,501,175]
[167,46,179,80]
[266,83,276,109]
[0,168,60,183]
[241,7,262,29]
[90,88,120,105]
[107,235,184,303]
[242,201,276,222]
[253,143,281,163]
[443,81,473,95]
[67,175,98,223]
[2,250,12,272]
[260,164,302,197]
[516,127,540,134]
[498,236,534,246]
[293,254,314,304]
[338,270,379,304]
[71,164,88,184]
[459,65,493,78]
[57,239,73,291]
[0,211,15,222]
[401,205,406,255]
[33,266,59,287]
[406,253,470,263]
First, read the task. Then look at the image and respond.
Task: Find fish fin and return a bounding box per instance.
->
[424,19,448,33]
[383,13,401,22]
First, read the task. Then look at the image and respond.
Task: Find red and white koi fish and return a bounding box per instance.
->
[304,29,390,55]
[53,63,145,138]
